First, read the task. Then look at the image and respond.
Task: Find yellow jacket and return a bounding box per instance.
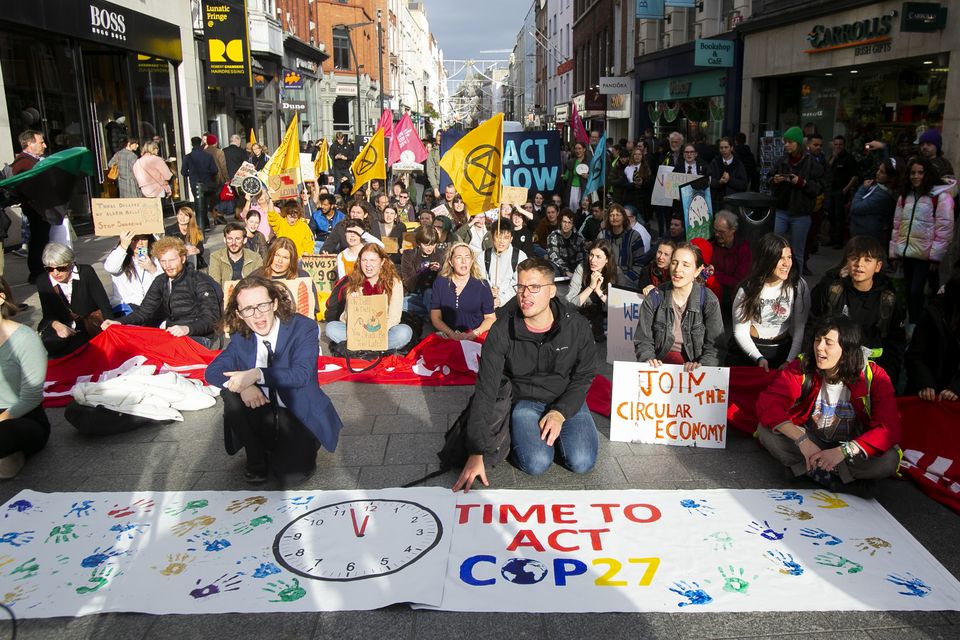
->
[268,209,315,258]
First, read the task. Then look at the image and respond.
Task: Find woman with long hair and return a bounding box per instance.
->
[633,242,724,371]
[756,314,902,493]
[430,242,496,341]
[102,231,160,314]
[258,237,303,281]
[0,276,49,478]
[165,206,205,269]
[637,239,675,295]
[601,203,650,285]
[729,233,810,370]
[379,204,405,265]
[566,239,620,341]
[450,194,468,228]
[849,156,900,246]
[889,155,954,322]
[325,244,413,351]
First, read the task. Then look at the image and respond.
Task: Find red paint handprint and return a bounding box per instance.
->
[108,498,155,519]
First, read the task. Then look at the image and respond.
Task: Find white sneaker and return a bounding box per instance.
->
[0,451,25,479]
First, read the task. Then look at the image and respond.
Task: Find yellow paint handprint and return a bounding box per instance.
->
[810,491,848,510]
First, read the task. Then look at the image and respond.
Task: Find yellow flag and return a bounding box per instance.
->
[350,129,386,195]
[265,114,301,176]
[439,113,503,213]
[249,128,256,145]
[314,138,330,176]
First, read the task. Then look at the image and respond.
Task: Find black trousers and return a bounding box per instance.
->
[0,405,50,458]
[221,390,319,480]
[24,209,50,280]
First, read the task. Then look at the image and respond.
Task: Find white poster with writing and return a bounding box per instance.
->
[610,361,730,448]
[606,285,643,364]
[651,165,701,207]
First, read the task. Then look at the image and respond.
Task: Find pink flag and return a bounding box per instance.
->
[376,109,394,138]
[388,113,428,165]
[571,103,590,146]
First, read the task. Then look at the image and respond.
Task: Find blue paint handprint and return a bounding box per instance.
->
[276,496,314,513]
[65,501,95,518]
[187,530,233,553]
[109,522,150,541]
[767,490,804,505]
[253,562,282,579]
[0,531,34,547]
[668,581,713,607]
[886,573,932,598]
[799,527,843,546]
[5,500,39,516]
[766,550,804,576]
[745,520,786,541]
[680,498,715,516]
[80,545,125,568]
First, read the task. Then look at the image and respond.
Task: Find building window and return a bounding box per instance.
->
[333,28,351,70]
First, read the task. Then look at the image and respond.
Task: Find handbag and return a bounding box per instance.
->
[106,163,119,181]
[219,182,235,202]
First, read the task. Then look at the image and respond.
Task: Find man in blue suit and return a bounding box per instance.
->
[206,275,343,484]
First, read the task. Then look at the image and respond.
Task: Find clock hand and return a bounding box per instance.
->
[350,508,369,537]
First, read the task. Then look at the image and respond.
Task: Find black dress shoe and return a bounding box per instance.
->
[244,469,269,483]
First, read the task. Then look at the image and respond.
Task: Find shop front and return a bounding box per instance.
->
[0,0,184,214]
[280,36,328,146]
[739,0,958,170]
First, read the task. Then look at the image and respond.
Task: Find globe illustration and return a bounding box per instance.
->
[500,558,548,585]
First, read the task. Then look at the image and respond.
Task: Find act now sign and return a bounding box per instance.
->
[441,129,562,194]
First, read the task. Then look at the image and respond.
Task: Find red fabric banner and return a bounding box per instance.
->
[388,113,428,165]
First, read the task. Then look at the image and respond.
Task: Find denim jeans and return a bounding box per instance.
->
[774,210,812,273]
[403,289,433,319]
[325,321,413,351]
[510,400,598,476]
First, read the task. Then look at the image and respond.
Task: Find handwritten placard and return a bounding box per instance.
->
[431,204,449,218]
[267,168,299,201]
[500,185,528,206]
[299,254,338,309]
[610,361,729,448]
[650,165,700,207]
[606,285,643,363]
[91,198,164,236]
[347,293,388,351]
[230,161,258,186]
[382,236,400,255]
[299,154,316,182]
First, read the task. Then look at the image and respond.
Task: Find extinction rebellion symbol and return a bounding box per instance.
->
[358,145,379,175]
[464,145,500,196]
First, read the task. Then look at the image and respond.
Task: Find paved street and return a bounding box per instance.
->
[0,230,958,639]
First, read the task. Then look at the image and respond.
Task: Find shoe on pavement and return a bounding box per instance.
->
[244,469,268,484]
[0,451,25,479]
[11,248,27,258]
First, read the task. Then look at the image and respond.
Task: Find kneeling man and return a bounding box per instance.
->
[454,257,600,491]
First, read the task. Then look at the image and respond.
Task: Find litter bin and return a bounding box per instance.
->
[723,192,777,257]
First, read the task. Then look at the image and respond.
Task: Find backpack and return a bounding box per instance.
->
[484,247,519,278]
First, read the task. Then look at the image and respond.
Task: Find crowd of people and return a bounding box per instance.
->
[0,124,957,496]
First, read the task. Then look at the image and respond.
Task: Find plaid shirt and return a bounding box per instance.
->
[547,229,586,274]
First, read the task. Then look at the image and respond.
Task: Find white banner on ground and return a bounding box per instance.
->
[610,362,730,448]
[606,285,643,364]
[651,165,701,207]
[2,489,959,616]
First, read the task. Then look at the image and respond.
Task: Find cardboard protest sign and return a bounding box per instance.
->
[224,277,315,325]
[299,153,316,182]
[381,236,400,256]
[431,204,450,218]
[650,165,700,207]
[610,361,730,448]
[680,179,713,241]
[298,254,338,310]
[230,161,258,186]
[91,198,164,236]
[347,293,388,351]
[267,167,299,200]
[500,185,528,206]
[606,285,643,363]
[402,232,416,251]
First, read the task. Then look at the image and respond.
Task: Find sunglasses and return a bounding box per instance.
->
[45,264,73,273]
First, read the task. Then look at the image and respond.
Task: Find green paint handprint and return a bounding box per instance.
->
[814,552,863,575]
[75,566,115,594]
[164,499,209,517]
[704,531,733,551]
[45,523,79,544]
[263,577,306,603]
[234,515,274,535]
[10,557,38,580]
[718,565,751,594]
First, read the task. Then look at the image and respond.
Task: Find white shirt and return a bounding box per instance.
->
[477,246,527,307]
[685,163,699,175]
[732,280,810,362]
[631,222,652,253]
[103,245,160,307]
[255,320,286,408]
[49,267,80,303]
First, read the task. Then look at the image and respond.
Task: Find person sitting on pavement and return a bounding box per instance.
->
[243,210,269,258]
[206,276,343,485]
[454,210,492,255]
[308,194,344,247]
[905,274,960,403]
[165,206,206,270]
[336,221,381,279]
[637,239,675,295]
[546,209,586,279]
[0,276,49,479]
[430,242,496,342]
[479,225,527,308]
[102,231,161,315]
[37,243,114,358]
[634,242,724,371]
[755,314,902,494]
[807,235,907,389]
[321,199,382,254]
[269,200,314,260]
[401,226,445,320]
[432,214,454,253]
[379,204,406,265]
[453,257,600,490]
[102,236,222,348]
[710,209,751,317]
[325,243,413,352]
[602,203,652,286]
[579,200,605,242]
[566,239,620,342]
[208,222,264,288]
[729,233,810,370]
[533,203,560,251]
[511,208,536,258]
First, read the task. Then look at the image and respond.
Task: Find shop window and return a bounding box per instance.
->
[333,28,351,71]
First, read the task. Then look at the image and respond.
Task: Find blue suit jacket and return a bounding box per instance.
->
[206,314,343,452]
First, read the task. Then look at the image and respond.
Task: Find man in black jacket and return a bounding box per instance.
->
[182,136,219,230]
[223,134,247,182]
[453,257,600,492]
[102,237,221,348]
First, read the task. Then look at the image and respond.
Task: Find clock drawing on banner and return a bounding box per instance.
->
[273,499,443,581]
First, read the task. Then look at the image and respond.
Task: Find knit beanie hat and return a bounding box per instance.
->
[783,126,804,145]
[918,129,942,153]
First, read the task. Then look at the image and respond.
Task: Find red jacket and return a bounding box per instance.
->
[711,239,751,291]
[756,359,901,456]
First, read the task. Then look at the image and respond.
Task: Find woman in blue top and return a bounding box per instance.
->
[849,156,899,246]
[430,242,496,341]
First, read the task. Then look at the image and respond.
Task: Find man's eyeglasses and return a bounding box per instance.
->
[514,283,552,294]
[237,301,274,318]
[44,264,72,273]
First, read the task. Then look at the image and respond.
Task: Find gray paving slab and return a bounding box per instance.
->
[13,612,157,640]
[145,612,319,639]
[866,626,960,640]
[413,611,545,640]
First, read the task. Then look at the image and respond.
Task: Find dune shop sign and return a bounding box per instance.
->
[804,11,898,53]
[203,1,252,86]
